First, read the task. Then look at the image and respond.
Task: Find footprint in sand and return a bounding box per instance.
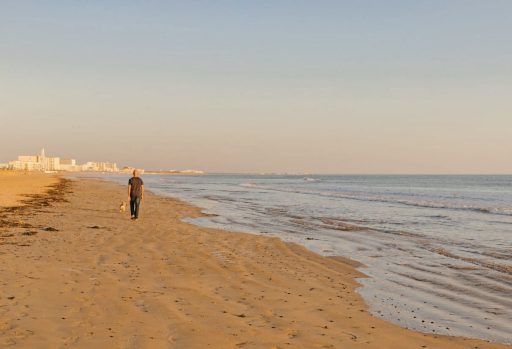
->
[135,299,149,312]
[211,250,233,266]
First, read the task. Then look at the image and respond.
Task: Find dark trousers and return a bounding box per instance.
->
[130,196,141,218]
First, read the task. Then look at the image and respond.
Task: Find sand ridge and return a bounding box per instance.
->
[0,177,509,348]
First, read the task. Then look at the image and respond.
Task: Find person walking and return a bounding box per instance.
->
[128,169,144,220]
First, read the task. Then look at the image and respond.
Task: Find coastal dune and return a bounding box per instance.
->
[0,175,509,348]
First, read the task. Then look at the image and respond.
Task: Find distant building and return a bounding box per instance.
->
[9,149,60,171]
[18,155,38,163]
[7,148,119,172]
[60,159,81,172]
[46,156,60,171]
[82,161,118,172]
[9,153,43,171]
[180,170,204,174]
[121,166,144,174]
[60,159,76,166]
[8,161,35,171]
[98,162,118,172]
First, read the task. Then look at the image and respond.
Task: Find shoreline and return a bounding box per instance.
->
[136,173,512,344]
[0,175,510,348]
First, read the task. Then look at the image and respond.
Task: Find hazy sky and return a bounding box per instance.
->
[1,1,511,173]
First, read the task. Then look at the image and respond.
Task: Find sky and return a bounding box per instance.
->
[1,0,511,174]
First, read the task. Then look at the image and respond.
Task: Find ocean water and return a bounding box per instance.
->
[102,174,512,344]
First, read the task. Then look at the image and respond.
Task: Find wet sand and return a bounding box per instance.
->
[0,176,510,348]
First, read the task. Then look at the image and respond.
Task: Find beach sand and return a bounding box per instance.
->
[0,175,509,348]
[0,171,58,207]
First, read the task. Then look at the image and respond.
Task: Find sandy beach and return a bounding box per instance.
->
[0,174,510,349]
[0,171,58,207]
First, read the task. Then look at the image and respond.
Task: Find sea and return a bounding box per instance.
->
[99,174,512,344]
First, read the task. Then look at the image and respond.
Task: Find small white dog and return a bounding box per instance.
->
[119,201,127,213]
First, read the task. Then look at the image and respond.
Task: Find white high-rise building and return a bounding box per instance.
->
[8,148,61,171]
[60,159,80,171]
[39,148,47,171]
[18,155,38,163]
[9,157,42,171]
[45,156,60,171]
[7,148,118,172]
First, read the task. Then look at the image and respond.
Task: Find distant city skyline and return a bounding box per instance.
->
[5,148,118,172]
[1,1,511,174]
